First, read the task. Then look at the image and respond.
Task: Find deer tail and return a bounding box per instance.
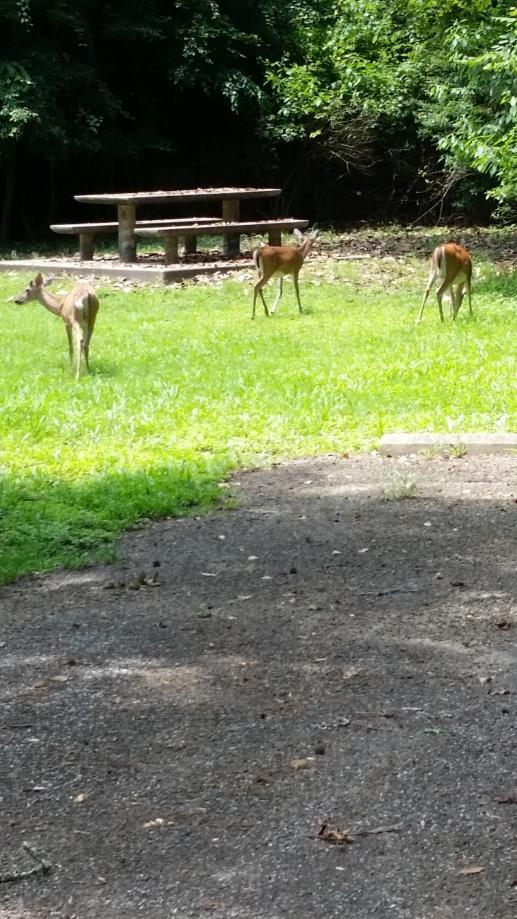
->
[253,248,263,275]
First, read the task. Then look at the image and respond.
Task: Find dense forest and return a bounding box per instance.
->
[2,0,517,239]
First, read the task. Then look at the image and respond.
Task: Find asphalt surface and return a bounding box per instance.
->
[0,453,516,919]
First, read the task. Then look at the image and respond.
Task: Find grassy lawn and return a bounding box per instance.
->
[0,228,516,583]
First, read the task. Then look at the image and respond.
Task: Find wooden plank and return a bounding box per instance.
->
[134,219,308,239]
[51,217,219,234]
[164,236,179,265]
[118,203,136,263]
[79,233,94,260]
[222,198,240,257]
[74,187,282,206]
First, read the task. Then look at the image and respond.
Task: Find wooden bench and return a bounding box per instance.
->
[50,218,218,260]
[134,219,310,264]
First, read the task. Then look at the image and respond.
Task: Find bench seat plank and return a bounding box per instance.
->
[135,218,309,264]
[51,217,217,234]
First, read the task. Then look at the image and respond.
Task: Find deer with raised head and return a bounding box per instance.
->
[12,273,99,379]
[252,227,319,319]
[418,242,473,323]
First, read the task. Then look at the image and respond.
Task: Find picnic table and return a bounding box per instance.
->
[74,187,282,263]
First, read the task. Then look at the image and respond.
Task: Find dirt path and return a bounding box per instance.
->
[0,453,516,919]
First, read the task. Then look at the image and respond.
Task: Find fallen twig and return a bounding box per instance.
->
[316,820,402,846]
[351,823,402,838]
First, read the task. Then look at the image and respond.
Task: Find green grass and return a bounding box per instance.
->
[0,236,516,583]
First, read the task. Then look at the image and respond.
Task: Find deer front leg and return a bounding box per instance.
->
[293,273,303,314]
[270,278,283,314]
[466,279,473,317]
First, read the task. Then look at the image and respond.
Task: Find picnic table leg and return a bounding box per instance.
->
[183,235,197,256]
[164,235,179,265]
[222,198,240,257]
[118,204,136,263]
[268,228,282,246]
[79,232,94,261]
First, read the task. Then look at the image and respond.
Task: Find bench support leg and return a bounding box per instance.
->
[118,204,137,263]
[164,236,179,264]
[222,199,240,257]
[79,233,94,261]
[268,228,282,246]
[183,235,197,256]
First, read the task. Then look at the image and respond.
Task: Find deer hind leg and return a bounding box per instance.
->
[466,278,473,317]
[270,278,283,314]
[72,324,85,380]
[452,284,464,319]
[66,326,73,364]
[252,278,270,319]
[436,282,449,322]
[83,333,90,372]
[418,265,438,322]
[293,273,303,314]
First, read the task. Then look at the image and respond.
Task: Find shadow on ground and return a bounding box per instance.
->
[0,453,516,919]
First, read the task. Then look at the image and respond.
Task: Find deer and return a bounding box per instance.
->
[252,227,319,319]
[418,242,473,323]
[12,273,99,379]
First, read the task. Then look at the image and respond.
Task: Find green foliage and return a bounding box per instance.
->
[262,0,517,208]
[0,241,515,583]
[430,9,517,213]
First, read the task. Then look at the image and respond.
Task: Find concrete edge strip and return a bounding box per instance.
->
[380,432,517,456]
[0,259,248,284]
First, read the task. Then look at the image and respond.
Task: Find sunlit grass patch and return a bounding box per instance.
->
[0,242,515,583]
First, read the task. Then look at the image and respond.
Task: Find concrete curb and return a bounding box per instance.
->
[379,432,517,456]
[0,258,248,284]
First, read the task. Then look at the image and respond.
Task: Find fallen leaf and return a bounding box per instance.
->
[317,821,353,846]
[342,666,364,681]
[494,793,517,804]
[144,817,165,830]
[73,792,88,803]
[496,621,512,630]
[457,865,483,876]
[290,758,314,770]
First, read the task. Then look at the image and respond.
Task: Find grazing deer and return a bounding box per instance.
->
[252,227,319,319]
[13,273,99,379]
[418,242,473,323]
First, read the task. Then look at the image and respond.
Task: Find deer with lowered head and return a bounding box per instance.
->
[418,242,473,323]
[12,273,99,379]
[252,227,319,319]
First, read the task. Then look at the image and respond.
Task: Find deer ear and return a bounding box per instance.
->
[34,273,44,286]
[293,228,304,240]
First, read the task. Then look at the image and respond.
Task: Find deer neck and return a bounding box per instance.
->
[37,288,63,317]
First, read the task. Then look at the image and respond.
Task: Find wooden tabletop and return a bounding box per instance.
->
[74,187,282,205]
